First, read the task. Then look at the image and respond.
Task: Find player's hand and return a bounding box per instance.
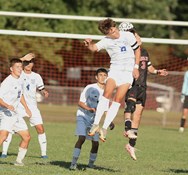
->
[6,105,15,111]
[158,69,168,76]
[25,108,32,118]
[133,68,139,79]
[181,94,185,103]
[109,122,115,130]
[89,108,96,113]
[42,90,49,98]
[84,38,92,47]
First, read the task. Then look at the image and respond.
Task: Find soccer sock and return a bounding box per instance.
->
[180,118,186,127]
[125,119,132,131]
[16,147,27,163]
[129,128,138,147]
[38,133,47,156]
[71,148,81,165]
[2,133,12,155]
[93,96,110,125]
[102,101,121,129]
[88,152,97,165]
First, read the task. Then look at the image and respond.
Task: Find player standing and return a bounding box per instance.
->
[119,22,168,160]
[0,58,32,166]
[69,68,113,170]
[84,18,140,142]
[0,53,49,159]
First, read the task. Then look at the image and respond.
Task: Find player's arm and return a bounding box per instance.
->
[37,75,49,98]
[133,46,140,79]
[0,98,14,111]
[78,101,95,113]
[148,65,168,76]
[20,95,32,117]
[84,38,98,52]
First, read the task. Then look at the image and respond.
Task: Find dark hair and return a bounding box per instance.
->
[96,68,108,75]
[98,18,116,35]
[10,58,22,67]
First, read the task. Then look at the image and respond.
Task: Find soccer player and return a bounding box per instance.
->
[84,18,140,142]
[0,58,32,166]
[179,71,188,133]
[119,22,168,160]
[0,53,49,159]
[70,68,114,170]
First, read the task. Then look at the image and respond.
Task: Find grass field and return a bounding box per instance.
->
[0,104,187,175]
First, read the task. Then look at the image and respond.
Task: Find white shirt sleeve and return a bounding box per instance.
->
[36,74,45,91]
[95,38,107,51]
[0,78,10,99]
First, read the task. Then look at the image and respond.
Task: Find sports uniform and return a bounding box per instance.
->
[76,83,104,141]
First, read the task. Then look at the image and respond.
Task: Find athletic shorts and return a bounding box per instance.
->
[183,96,188,108]
[17,105,43,127]
[0,111,28,133]
[107,68,133,87]
[75,115,99,141]
[125,85,147,107]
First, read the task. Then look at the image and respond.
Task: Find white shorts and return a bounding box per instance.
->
[76,116,99,141]
[0,111,28,133]
[17,105,43,127]
[108,68,133,87]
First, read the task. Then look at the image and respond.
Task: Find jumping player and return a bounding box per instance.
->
[84,18,140,142]
[0,53,49,159]
[0,58,32,166]
[119,21,168,160]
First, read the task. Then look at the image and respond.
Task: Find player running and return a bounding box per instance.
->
[0,53,49,159]
[119,21,168,160]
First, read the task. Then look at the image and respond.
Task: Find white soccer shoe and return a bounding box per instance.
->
[124,130,137,139]
[99,128,107,142]
[179,127,184,133]
[69,163,77,170]
[125,144,137,161]
[88,124,99,136]
[14,161,24,166]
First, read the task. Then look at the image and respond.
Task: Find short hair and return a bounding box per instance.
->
[9,58,22,67]
[96,68,108,75]
[98,18,116,35]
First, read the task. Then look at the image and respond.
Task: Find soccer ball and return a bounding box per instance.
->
[119,22,134,31]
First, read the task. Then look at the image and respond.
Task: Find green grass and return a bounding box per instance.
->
[0,104,187,175]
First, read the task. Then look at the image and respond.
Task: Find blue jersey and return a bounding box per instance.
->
[182,71,188,95]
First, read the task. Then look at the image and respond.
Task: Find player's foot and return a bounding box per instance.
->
[41,155,48,159]
[179,127,184,133]
[88,124,99,136]
[87,163,96,168]
[14,161,24,166]
[125,144,137,160]
[69,163,77,170]
[0,154,7,158]
[124,130,137,139]
[99,128,107,142]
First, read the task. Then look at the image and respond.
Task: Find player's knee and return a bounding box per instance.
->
[23,134,31,143]
[125,99,136,113]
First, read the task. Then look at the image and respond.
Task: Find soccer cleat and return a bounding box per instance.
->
[87,163,95,168]
[125,144,137,161]
[0,154,7,158]
[69,164,77,170]
[14,161,24,166]
[99,128,107,142]
[41,155,48,159]
[179,127,184,133]
[124,130,137,139]
[88,124,99,136]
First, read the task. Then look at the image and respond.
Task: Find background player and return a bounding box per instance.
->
[0,53,49,159]
[70,68,114,170]
[179,71,188,133]
[0,58,32,166]
[119,21,168,160]
[84,18,140,142]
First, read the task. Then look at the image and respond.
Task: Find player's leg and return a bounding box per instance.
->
[34,124,48,158]
[15,130,30,166]
[0,133,13,158]
[101,83,130,141]
[179,96,188,132]
[0,130,9,146]
[88,140,99,168]
[89,78,115,136]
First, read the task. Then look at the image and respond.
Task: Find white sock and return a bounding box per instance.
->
[103,101,121,129]
[38,133,47,156]
[71,148,81,165]
[88,153,97,165]
[93,96,109,125]
[16,147,27,163]
[2,133,12,155]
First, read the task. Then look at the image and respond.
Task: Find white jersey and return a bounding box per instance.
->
[20,71,44,107]
[0,75,23,114]
[96,31,138,71]
[77,83,104,124]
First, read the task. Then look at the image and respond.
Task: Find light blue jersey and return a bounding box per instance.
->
[182,71,188,95]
